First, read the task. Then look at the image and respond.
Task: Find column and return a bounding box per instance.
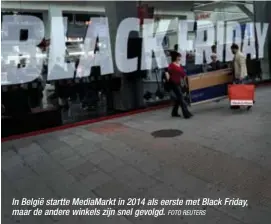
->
[254,1,271,80]
[104,1,145,111]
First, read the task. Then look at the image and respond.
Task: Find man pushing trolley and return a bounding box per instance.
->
[228,43,255,111]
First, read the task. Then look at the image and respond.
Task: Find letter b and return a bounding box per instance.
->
[1,15,44,85]
[21,198,27,205]
[201,198,208,205]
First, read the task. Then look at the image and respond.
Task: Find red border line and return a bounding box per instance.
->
[2,82,270,142]
[1,103,171,142]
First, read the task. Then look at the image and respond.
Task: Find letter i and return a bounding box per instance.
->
[118,198,125,206]
[12,198,19,205]
[216,21,225,62]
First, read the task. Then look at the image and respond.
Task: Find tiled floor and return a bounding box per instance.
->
[2,87,271,224]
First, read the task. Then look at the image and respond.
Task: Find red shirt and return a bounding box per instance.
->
[168,63,186,85]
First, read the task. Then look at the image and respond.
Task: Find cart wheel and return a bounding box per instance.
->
[230,106,240,110]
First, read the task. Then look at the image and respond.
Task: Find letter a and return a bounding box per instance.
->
[77,17,114,76]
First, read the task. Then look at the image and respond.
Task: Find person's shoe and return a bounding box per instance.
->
[171,113,181,117]
[183,113,193,119]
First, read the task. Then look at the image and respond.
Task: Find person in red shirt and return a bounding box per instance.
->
[166,52,193,119]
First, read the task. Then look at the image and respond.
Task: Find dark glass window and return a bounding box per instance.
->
[20,29,28,41]
[233,30,236,41]
[204,30,207,41]
[75,14,91,23]
[63,13,73,23]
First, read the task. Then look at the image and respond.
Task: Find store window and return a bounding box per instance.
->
[1,1,270,138]
[1,6,119,138]
[254,1,271,81]
[142,1,271,108]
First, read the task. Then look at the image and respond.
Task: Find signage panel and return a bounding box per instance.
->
[188,68,233,104]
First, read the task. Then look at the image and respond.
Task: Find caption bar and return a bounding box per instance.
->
[12,197,248,217]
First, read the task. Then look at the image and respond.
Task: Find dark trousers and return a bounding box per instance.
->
[171,83,190,116]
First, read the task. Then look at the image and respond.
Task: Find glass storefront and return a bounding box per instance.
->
[141,1,270,106]
[191,1,270,81]
[1,1,270,138]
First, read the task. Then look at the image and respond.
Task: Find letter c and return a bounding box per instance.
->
[115,17,140,73]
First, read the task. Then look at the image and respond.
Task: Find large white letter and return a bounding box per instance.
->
[47,16,69,80]
[1,15,44,85]
[255,22,269,59]
[115,17,139,73]
[216,21,225,62]
[178,20,195,66]
[77,17,113,76]
[195,20,215,65]
[141,19,170,70]
[242,23,256,58]
[225,21,242,62]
